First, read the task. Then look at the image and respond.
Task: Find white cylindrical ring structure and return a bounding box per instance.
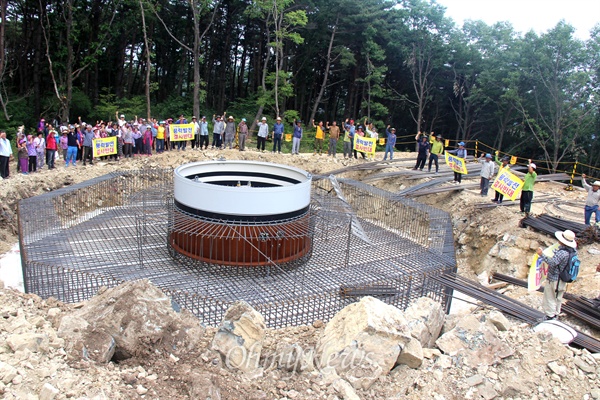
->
[174,160,312,220]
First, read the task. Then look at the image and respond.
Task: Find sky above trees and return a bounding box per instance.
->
[437,0,599,40]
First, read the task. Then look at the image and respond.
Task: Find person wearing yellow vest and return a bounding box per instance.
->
[156,121,166,153]
[492,155,510,203]
[428,135,444,173]
[312,120,325,155]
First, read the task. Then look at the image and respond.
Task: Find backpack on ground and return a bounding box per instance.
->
[559,248,580,283]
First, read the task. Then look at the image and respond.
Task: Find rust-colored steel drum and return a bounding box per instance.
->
[169,210,312,267]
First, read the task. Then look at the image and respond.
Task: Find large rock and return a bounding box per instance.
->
[0,361,18,384]
[435,314,514,368]
[58,280,205,362]
[396,337,423,369]
[403,297,445,348]
[211,301,266,373]
[6,333,49,353]
[316,296,412,389]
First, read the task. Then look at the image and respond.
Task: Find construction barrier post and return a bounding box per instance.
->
[566,161,577,191]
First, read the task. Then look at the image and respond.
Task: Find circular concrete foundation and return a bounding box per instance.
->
[169,160,313,267]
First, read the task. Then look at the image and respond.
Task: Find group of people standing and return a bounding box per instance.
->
[412,131,540,215]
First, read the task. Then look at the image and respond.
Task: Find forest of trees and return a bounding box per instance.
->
[0,0,599,172]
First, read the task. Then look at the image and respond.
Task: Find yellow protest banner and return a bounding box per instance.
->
[491,169,524,201]
[169,123,195,141]
[92,137,117,157]
[444,151,468,174]
[510,156,517,165]
[528,244,559,291]
[444,139,450,147]
[353,136,376,155]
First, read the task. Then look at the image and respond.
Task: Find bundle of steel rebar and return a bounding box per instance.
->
[520,214,599,244]
[492,272,600,333]
[435,273,600,353]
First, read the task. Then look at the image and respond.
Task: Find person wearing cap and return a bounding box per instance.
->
[312,120,325,155]
[190,116,200,149]
[82,124,95,165]
[237,118,249,151]
[256,116,269,152]
[520,159,537,216]
[447,141,468,183]
[326,121,340,157]
[536,229,578,320]
[490,154,511,203]
[478,152,495,196]
[224,114,236,149]
[116,112,126,128]
[272,117,284,153]
[212,115,224,149]
[198,116,209,150]
[342,119,355,159]
[428,135,444,173]
[413,133,430,171]
[292,119,303,155]
[581,174,600,225]
[382,126,397,161]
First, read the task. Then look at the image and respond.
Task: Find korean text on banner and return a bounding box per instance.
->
[528,244,559,291]
[92,137,117,157]
[491,169,524,201]
[353,136,376,155]
[444,151,468,174]
[169,123,195,141]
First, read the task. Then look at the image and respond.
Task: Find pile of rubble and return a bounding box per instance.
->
[0,279,599,400]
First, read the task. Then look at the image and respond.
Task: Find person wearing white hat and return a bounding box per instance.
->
[256,117,268,152]
[272,117,284,153]
[581,174,600,225]
[224,114,236,149]
[520,159,537,216]
[536,229,577,320]
[116,112,126,128]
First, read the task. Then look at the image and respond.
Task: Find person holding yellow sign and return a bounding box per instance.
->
[446,141,467,183]
[492,155,511,204]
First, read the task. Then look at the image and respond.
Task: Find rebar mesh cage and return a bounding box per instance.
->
[18,168,456,328]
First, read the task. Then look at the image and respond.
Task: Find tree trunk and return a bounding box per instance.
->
[139,0,152,120]
[308,18,337,125]
[0,0,8,120]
